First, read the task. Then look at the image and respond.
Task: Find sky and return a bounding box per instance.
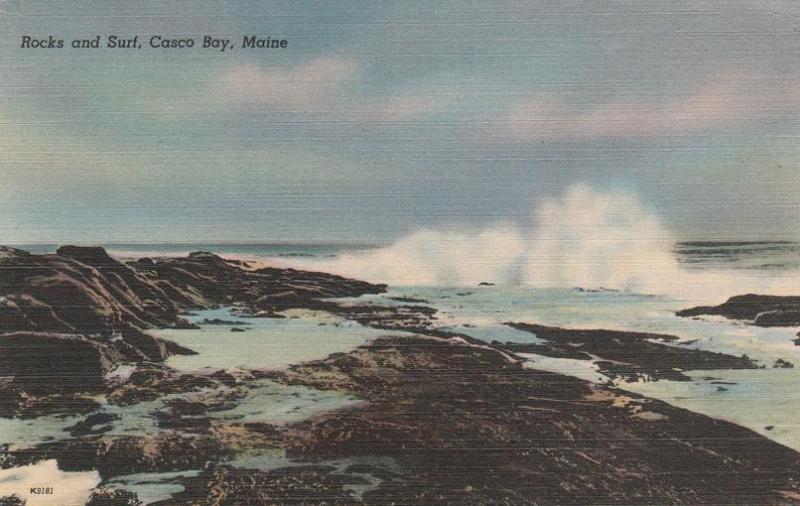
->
[1,0,799,244]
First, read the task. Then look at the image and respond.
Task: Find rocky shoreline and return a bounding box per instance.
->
[2,246,800,504]
[0,245,385,415]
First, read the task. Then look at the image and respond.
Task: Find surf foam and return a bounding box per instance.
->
[275,184,800,302]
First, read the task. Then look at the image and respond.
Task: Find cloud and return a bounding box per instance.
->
[217,56,358,107]
[491,77,798,140]
[356,94,441,122]
[213,56,442,122]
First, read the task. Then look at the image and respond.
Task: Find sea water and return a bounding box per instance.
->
[156,307,394,371]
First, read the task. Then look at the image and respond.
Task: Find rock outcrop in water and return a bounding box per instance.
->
[677,294,800,327]
[1,245,386,338]
[126,251,386,314]
[503,323,760,381]
[0,245,192,335]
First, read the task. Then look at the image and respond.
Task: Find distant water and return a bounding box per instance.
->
[675,241,800,271]
[12,240,800,271]
[9,242,378,259]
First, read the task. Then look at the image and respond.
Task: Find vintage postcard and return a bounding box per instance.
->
[1,1,800,504]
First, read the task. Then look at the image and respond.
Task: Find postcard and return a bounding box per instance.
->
[1,1,800,504]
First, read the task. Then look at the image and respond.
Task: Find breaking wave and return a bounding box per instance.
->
[291,184,799,302]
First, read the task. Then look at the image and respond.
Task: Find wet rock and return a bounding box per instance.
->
[677,294,800,327]
[67,412,120,437]
[774,358,794,369]
[329,303,439,334]
[87,488,143,506]
[0,387,100,418]
[0,246,192,335]
[106,365,218,406]
[276,334,800,504]
[126,252,385,314]
[0,332,124,393]
[388,296,429,304]
[119,328,196,361]
[492,340,592,360]
[199,318,248,326]
[1,245,385,379]
[504,323,758,381]
[167,465,364,505]
[33,433,233,479]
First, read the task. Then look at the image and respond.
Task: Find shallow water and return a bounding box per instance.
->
[0,309,380,503]
[0,412,87,450]
[377,285,800,450]
[103,470,202,505]
[222,449,399,500]
[155,307,391,372]
[153,289,800,452]
[204,380,362,425]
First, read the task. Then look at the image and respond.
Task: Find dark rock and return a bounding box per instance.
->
[276,334,800,504]
[107,365,219,406]
[0,332,125,393]
[67,412,120,437]
[126,252,385,314]
[119,328,192,362]
[388,296,429,304]
[0,388,100,418]
[492,340,592,360]
[677,294,800,327]
[199,318,248,326]
[503,323,758,381]
[0,245,389,401]
[0,246,195,360]
[329,303,440,334]
[19,432,232,479]
[1,244,384,353]
[87,488,143,506]
[774,358,794,369]
[166,465,365,505]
